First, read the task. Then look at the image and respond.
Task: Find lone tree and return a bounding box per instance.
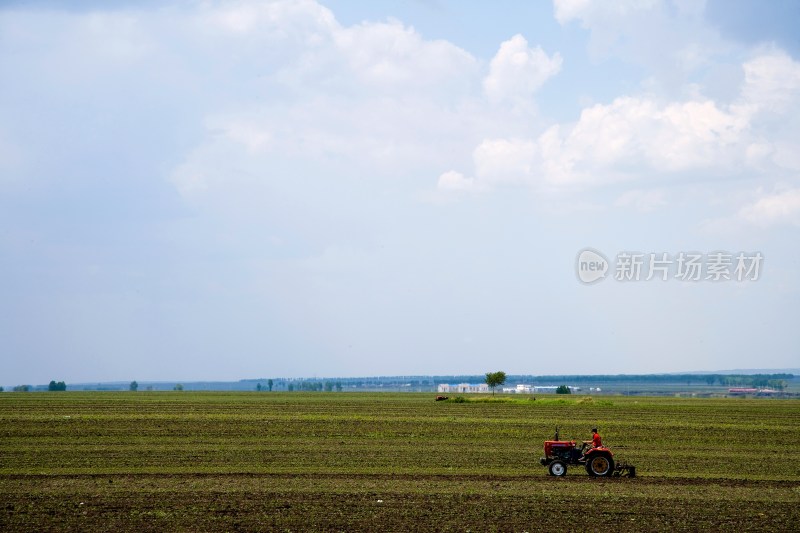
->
[48,381,67,391]
[485,371,507,396]
[129,381,138,392]
[556,385,571,394]
[267,379,274,392]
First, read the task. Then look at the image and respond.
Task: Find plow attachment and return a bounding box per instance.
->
[612,462,636,477]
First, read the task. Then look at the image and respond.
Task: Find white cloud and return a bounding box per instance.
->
[436,171,485,193]
[213,117,273,153]
[532,96,747,186]
[552,0,593,25]
[738,50,800,112]
[739,188,800,227]
[554,0,658,26]
[553,0,724,98]
[446,48,800,192]
[159,1,492,208]
[483,34,562,106]
[201,0,338,38]
[473,138,539,185]
[335,19,477,92]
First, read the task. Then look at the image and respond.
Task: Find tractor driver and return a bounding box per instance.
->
[585,427,602,449]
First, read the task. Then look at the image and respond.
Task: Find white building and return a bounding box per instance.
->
[437,383,490,393]
[502,384,534,394]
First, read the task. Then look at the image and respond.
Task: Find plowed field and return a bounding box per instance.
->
[1,393,798,531]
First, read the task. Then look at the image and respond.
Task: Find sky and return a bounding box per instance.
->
[1,0,799,386]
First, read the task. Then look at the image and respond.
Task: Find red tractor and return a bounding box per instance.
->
[539,428,635,477]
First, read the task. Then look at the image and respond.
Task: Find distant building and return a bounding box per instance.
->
[501,384,534,394]
[728,388,758,395]
[528,386,581,393]
[728,388,777,396]
[437,383,490,393]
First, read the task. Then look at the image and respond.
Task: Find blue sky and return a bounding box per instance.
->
[1,0,798,386]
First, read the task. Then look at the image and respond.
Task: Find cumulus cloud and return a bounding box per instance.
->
[738,50,800,112]
[158,0,491,208]
[473,138,539,185]
[215,118,273,154]
[554,0,659,26]
[545,96,746,181]
[436,171,485,193]
[444,48,800,193]
[445,95,748,192]
[200,0,338,38]
[483,34,562,106]
[195,2,478,98]
[738,188,800,226]
[553,0,722,98]
[334,19,477,93]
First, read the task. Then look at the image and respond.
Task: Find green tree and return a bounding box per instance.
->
[335,382,342,392]
[173,384,184,391]
[288,383,294,392]
[485,371,506,396]
[768,379,786,391]
[556,385,571,394]
[129,381,138,392]
[324,381,333,392]
[13,385,31,392]
[256,383,262,392]
[48,381,66,391]
[267,379,273,392]
[0,386,4,392]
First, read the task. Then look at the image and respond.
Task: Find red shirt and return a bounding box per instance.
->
[592,433,602,447]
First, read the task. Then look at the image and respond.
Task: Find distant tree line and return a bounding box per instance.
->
[715,376,788,390]
[284,381,343,392]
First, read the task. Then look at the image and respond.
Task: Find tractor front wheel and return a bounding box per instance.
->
[548,460,567,476]
[586,455,614,477]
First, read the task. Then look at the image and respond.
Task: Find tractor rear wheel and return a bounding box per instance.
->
[586,454,614,477]
[548,461,567,476]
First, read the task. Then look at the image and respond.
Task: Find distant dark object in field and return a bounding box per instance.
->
[435,396,449,401]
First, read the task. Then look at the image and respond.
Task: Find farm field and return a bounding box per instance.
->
[1,392,799,531]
